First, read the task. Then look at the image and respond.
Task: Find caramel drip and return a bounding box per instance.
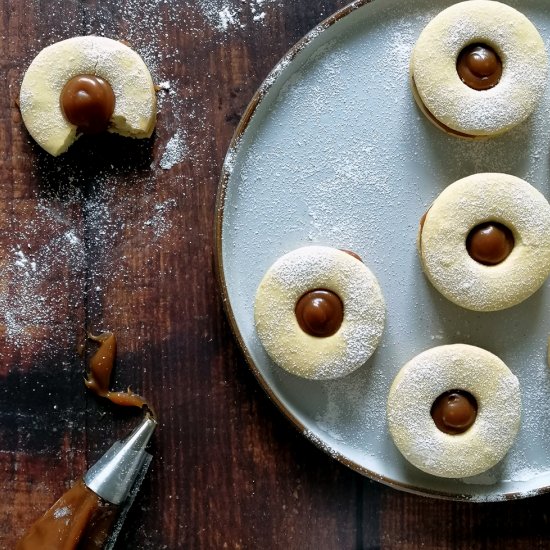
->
[85,332,154,414]
[16,481,117,550]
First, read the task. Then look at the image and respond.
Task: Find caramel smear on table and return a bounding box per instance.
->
[85,332,154,415]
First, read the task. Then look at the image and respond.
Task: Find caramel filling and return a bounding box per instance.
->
[295,289,344,337]
[419,207,431,232]
[431,390,478,435]
[85,332,154,414]
[457,44,502,91]
[18,334,154,548]
[60,75,115,134]
[340,249,363,262]
[418,206,433,250]
[411,75,476,138]
[466,222,514,265]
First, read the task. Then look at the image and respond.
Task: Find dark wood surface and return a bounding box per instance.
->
[2,1,550,548]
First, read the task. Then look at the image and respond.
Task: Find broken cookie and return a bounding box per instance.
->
[19,36,157,156]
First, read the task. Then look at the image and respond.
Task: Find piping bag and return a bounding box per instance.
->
[16,414,157,550]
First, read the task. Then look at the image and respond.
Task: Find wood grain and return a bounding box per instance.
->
[2,1,550,549]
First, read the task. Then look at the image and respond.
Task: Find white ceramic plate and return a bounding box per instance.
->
[215,0,550,500]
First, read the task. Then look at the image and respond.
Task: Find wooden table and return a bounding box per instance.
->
[2,0,550,548]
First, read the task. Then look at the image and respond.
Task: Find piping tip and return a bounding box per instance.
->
[84,414,157,505]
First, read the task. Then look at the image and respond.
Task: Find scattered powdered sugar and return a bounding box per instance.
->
[197,0,281,32]
[80,173,185,283]
[160,131,188,170]
[0,203,86,355]
[3,164,187,363]
[302,428,340,459]
[460,471,499,486]
[258,53,293,95]
[143,199,179,238]
[218,6,240,31]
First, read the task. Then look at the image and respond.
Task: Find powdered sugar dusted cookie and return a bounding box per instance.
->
[19,36,157,156]
[387,344,521,478]
[411,0,548,138]
[254,246,385,380]
[419,173,550,312]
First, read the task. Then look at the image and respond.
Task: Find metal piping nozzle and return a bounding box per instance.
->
[84,414,157,505]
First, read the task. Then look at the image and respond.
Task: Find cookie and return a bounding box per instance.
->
[411,0,547,138]
[387,344,521,478]
[254,246,385,380]
[419,173,550,311]
[19,36,157,156]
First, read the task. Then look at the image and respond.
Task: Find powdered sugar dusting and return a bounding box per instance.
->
[197,0,281,32]
[0,202,86,356]
[3,170,186,364]
[143,199,179,237]
[160,131,188,170]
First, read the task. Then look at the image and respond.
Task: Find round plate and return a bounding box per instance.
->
[215,0,550,501]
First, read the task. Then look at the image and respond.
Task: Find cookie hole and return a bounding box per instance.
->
[431,390,478,435]
[457,43,502,90]
[295,289,343,337]
[466,221,515,265]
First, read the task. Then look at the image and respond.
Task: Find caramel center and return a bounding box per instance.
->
[431,390,478,435]
[295,289,343,337]
[466,222,514,265]
[60,74,116,134]
[457,44,502,90]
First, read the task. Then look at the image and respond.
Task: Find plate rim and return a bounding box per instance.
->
[213,0,550,502]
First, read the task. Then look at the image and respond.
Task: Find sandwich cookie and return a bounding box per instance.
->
[411,0,547,138]
[254,246,385,380]
[387,344,521,478]
[419,173,550,312]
